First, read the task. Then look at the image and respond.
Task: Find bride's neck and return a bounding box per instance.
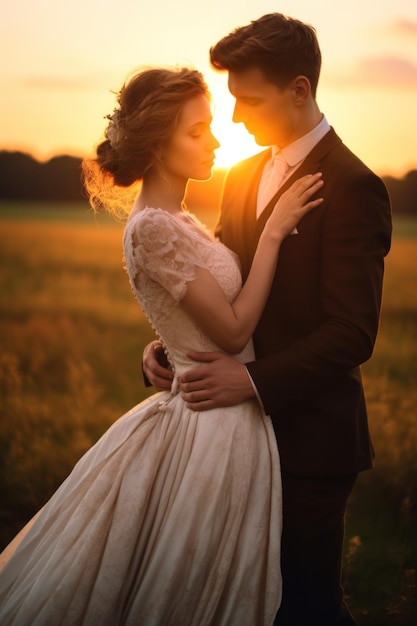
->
[136,170,187,214]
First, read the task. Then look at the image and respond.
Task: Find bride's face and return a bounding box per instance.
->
[160,95,220,182]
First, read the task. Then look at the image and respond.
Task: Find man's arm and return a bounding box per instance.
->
[247,172,392,415]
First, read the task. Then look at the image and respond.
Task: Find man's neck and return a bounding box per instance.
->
[280,102,323,148]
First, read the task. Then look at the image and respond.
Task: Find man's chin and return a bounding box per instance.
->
[249,133,272,147]
[255,139,271,147]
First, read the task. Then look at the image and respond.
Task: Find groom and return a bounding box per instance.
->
[143,13,392,625]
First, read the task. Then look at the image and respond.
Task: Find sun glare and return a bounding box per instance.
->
[209,86,262,169]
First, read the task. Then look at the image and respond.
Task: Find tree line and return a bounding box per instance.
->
[0,150,416,215]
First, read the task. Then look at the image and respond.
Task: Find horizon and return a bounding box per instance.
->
[1,148,416,181]
[2,0,417,178]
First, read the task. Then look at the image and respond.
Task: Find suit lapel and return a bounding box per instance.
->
[254,129,342,241]
[230,150,270,279]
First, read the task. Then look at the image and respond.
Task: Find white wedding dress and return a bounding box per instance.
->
[0,207,282,625]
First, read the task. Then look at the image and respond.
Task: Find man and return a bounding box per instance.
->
[143,13,392,625]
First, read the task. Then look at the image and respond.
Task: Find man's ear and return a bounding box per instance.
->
[292,75,311,104]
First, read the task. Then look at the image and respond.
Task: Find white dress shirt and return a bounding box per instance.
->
[256,115,331,218]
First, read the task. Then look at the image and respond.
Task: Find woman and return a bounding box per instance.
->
[0,67,323,625]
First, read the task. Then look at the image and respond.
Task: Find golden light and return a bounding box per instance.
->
[209,82,262,169]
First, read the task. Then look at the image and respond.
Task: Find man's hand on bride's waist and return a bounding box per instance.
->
[180,351,255,411]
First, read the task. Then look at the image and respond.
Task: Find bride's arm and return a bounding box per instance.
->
[181,173,323,353]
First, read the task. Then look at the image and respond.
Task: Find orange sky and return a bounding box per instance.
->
[1,0,417,176]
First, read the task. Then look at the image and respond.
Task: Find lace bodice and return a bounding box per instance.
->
[123,207,255,377]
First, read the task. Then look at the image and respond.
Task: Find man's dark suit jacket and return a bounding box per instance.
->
[216,128,392,478]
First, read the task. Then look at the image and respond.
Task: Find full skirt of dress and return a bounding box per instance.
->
[0,385,282,625]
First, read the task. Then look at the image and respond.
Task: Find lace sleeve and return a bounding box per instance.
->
[129,208,208,301]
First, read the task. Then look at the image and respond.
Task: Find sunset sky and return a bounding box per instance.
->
[1,0,417,176]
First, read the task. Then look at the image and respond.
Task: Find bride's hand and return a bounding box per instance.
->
[264,173,324,242]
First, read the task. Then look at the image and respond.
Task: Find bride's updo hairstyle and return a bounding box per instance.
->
[83,67,209,217]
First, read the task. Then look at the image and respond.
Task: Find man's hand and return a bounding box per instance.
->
[179,351,255,411]
[143,340,174,391]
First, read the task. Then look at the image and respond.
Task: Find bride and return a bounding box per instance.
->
[0,66,323,625]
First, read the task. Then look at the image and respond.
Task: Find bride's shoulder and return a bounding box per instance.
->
[125,208,193,258]
[126,206,177,232]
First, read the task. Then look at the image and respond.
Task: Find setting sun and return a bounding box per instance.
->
[210,87,262,168]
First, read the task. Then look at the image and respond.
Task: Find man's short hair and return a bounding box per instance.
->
[210,13,322,97]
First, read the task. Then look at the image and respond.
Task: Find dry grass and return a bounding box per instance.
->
[0,205,416,623]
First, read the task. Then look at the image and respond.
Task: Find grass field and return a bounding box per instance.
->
[0,202,416,624]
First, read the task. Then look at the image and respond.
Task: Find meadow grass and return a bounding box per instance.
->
[0,203,416,624]
[344,235,417,624]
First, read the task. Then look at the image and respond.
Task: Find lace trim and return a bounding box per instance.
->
[125,208,216,302]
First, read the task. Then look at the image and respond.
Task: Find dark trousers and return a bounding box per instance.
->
[274,472,358,626]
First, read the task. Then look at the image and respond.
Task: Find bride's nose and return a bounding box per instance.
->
[209,130,220,150]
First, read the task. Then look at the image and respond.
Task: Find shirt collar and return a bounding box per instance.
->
[272,115,331,167]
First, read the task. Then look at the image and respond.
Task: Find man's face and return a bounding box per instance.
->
[228,67,297,148]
